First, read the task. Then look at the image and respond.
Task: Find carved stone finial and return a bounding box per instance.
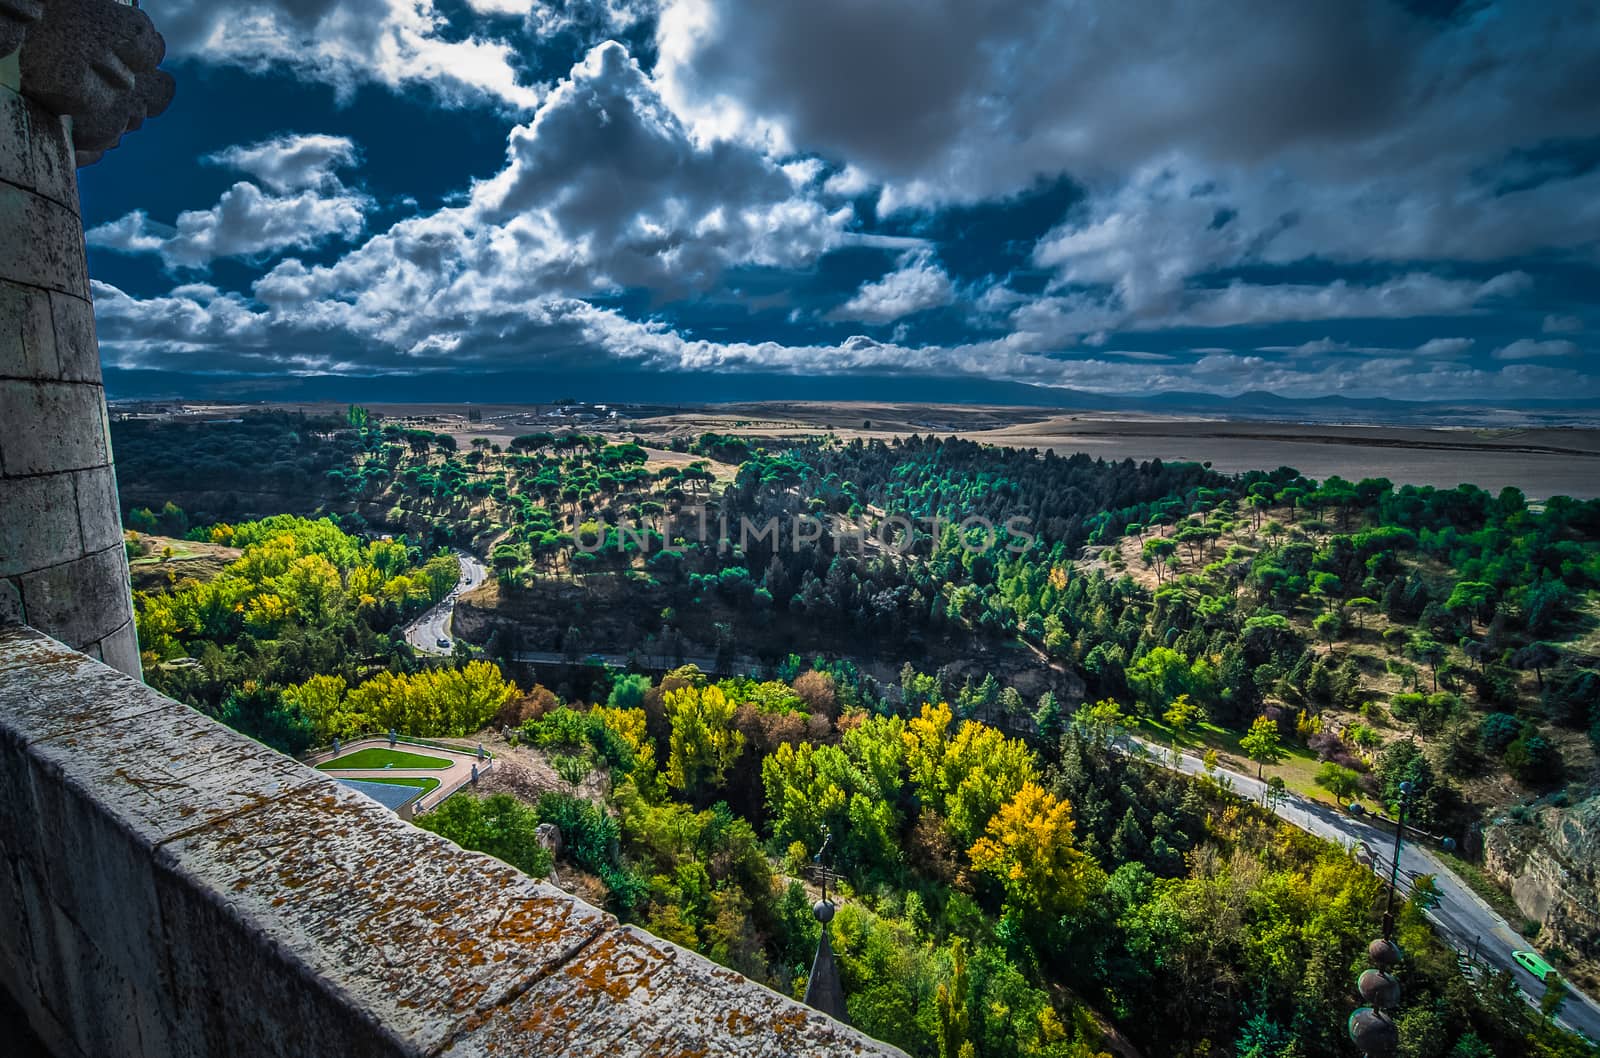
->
[15,0,174,166]
[0,0,43,61]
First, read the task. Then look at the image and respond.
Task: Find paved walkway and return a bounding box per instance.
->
[307,736,491,815]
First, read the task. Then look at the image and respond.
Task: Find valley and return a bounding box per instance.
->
[110,402,1600,1058]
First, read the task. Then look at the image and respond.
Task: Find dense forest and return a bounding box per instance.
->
[116,409,1600,1057]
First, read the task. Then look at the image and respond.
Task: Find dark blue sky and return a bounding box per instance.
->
[81,0,1599,404]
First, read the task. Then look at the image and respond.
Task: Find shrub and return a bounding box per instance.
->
[1478,712,1521,753]
[1315,762,1361,801]
[1345,723,1381,749]
[1504,728,1562,787]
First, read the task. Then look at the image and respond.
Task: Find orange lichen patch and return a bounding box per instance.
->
[563,932,664,1001]
[722,1010,758,1036]
[3,626,903,1058]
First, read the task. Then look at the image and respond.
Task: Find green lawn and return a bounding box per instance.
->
[356,776,442,794]
[317,747,452,770]
[1132,715,1368,807]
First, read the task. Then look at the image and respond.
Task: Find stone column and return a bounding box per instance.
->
[0,0,173,678]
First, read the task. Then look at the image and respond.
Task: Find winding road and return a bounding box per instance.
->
[1124,733,1600,1041]
[394,552,1598,1039]
[403,549,487,655]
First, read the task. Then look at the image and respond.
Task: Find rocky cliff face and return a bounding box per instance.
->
[1484,791,1600,961]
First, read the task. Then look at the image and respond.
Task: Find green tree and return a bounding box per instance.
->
[1162,693,1200,758]
[935,939,974,1058]
[415,793,553,879]
[1407,633,1446,692]
[1033,691,1065,745]
[1315,761,1360,802]
[968,782,1095,916]
[1127,646,1192,713]
[1240,715,1283,779]
[664,684,745,797]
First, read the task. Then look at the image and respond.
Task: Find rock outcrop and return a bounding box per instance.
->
[1484,791,1600,961]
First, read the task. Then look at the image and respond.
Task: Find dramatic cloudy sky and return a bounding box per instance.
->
[81,0,1599,403]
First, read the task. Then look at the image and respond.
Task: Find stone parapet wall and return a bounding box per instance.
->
[0,624,903,1058]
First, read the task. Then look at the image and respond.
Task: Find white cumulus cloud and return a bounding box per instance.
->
[829,251,955,324]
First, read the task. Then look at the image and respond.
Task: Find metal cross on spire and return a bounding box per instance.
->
[807,825,844,903]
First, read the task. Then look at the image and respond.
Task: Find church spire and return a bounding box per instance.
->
[803,826,848,1024]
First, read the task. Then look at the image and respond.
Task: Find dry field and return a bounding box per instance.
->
[139,400,1600,499]
[630,404,1600,500]
[971,416,1600,500]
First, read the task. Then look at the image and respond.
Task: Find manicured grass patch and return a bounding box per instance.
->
[317,747,452,770]
[358,776,441,794]
[1132,716,1352,805]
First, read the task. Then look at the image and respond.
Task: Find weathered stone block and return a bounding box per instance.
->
[443,925,902,1058]
[0,628,906,1058]
[22,91,73,212]
[0,179,85,293]
[0,575,19,623]
[0,471,83,576]
[16,542,129,646]
[0,376,107,473]
[19,746,168,1005]
[157,783,611,1057]
[0,81,27,193]
[95,617,139,679]
[72,462,121,552]
[0,630,151,871]
[21,870,151,1058]
[49,288,98,381]
[0,854,36,1006]
[0,575,18,622]
[0,277,56,378]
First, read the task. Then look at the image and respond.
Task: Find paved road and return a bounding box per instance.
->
[1124,734,1600,1041]
[403,550,487,655]
[510,649,730,673]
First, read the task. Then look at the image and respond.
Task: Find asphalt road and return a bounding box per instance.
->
[1125,734,1600,1041]
[510,649,729,672]
[402,565,1597,1039]
[402,550,487,655]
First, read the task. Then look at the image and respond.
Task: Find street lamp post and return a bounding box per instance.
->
[1350,780,1411,1057]
[1381,780,1412,940]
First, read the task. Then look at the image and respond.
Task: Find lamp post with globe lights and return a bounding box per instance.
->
[1349,779,1412,1056]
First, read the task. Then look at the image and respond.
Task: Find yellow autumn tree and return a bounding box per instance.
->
[968,781,1094,916]
[902,703,1038,846]
[282,674,351,741]
[295,661,517,739]
[591,705,657,785]
[664,684,744,796]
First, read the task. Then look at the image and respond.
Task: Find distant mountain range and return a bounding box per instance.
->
[102,368,1600,428]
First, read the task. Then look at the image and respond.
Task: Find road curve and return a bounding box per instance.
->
[1124,734,1600,1041]
[403,549,487,655]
